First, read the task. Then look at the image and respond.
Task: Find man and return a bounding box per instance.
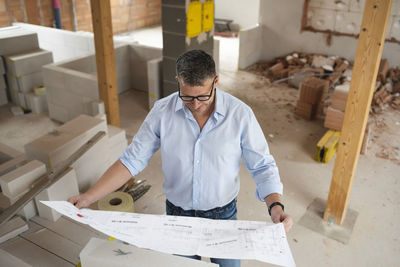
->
[69,50,293,266]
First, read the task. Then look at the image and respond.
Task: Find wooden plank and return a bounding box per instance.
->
[323,0,393,225]
[90,0,120,127]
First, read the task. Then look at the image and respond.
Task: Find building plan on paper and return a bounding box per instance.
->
[41,201,296,267]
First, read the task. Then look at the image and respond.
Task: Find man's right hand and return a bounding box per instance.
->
[68,193,94,209]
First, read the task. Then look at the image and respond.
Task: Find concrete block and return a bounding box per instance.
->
[162,32,186,59]
[47,102,69,123]
[0,249,32,267]
[8,194,38,220]
[0,74,5,89]
[117,74,132,93]
[0,192,11,210]
[162,56,177,84]
[35,168,79,222]
[238,25,263,70]
[64,70,98,99]
[0,58,5,74]
[0,160,46,198]
[71,134,109,192]
[162,5,186,34]
[163,80,178,97]
[17,72,43,93]
[147,57,163,109]
[60,54,97,74]
[6,73,19,92]
[5,49,53,76]
[26,92,48,114]
[0,154,26,177]
[18,92,27,109]
[115,45,131,77]
[90,100,105,117]
[0,142,23,159]
[0,75,7,106]
[0,27,39,55]
[80,237,218,267]
[24,115,107,169]
[42,65,65,91]
[0,216,29,244]
[108,125,126,147]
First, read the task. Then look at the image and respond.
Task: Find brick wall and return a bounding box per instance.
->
[0,0,161,34]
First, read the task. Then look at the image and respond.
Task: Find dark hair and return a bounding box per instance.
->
[176,50,216,86]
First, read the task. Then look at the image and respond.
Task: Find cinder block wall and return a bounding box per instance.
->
[0,0,161,34]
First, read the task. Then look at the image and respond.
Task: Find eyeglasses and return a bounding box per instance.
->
[178,77,216,102]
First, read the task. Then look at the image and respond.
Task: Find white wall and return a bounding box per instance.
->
[215,0,260,30]
[258,0,400,66]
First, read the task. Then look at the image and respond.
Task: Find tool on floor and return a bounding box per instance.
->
[0,131,106,226]
[314,130,341,163]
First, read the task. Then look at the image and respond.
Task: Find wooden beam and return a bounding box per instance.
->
[90,0,120,127]
[324,0,393,225]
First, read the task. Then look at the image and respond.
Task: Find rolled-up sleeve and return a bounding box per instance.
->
[241,108,283,201]
[120,105,161,176]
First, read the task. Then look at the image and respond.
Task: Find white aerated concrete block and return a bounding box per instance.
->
[35,168,79,222]
[0,216,29,244]
[0,249,32,267]
[80,238,218,267]
[147,57,163,109]
[107,125,127,164]
[6,73,19,92]
[0,160,46,198]
[0,27,39,55]
[26,92,47,114]
[238,25,263,69]
[17,72,43,93]
[5,49,53,76]
[0,76,7,106]
[0,154,26,177]
[91,100,105,117]
[72,134,109,192]
[47,102,69,123]
[18,92,27,109]
[8,194,38,220]
[24,115,107,169]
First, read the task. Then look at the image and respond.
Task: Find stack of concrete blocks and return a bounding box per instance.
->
[324,84,349,131]
[295,77,329,120]
[0,217,29,245]
[0,27,40,107]
[147,57,163,109]
[43,43,162,123]
[161,0,215,97]
[4,49,53,112]
[24,115,110,192]
[0,59,6,106]
[0,248,32,266]
[0,160,46,220]
[34,168,79,222]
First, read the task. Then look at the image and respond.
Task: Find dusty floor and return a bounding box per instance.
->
[0,32,400,266]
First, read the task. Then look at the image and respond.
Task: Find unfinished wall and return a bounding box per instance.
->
[215,0,260,30]
[257,0,400,66]
[0,0,161,34]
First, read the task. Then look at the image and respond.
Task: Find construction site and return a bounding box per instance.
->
[0,0,399,266]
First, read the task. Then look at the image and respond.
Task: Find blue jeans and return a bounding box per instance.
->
[166,199,241,267]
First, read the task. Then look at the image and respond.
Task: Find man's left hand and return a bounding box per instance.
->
[270,206,293,232]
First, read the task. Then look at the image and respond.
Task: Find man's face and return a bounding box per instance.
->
[178,76,218,116]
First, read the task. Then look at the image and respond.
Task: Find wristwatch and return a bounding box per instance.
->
[268,202,284,216]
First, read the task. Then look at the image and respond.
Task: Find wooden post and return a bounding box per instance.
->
[324,0,393,225]
[90,0,120,127]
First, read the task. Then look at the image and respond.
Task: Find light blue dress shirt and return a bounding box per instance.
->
[120,88,283,211]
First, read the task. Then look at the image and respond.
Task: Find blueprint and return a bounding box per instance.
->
[41,201,295,267]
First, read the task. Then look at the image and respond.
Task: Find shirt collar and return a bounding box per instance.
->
[174,88,226,118]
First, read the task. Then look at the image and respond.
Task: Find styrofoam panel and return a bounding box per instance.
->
[0,249,32,267]
[35,168,79,222]
[334,11,362,35]
[17,72,43,93]
[0,27,39,55]
[80,238,218,267]
[5,49,53,76]
[307,7,336,31]
[0,160,46,197]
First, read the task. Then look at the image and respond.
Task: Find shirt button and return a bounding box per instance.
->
[197,160,200,164]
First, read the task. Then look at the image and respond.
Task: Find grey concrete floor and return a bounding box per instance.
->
[1,35,399,267]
